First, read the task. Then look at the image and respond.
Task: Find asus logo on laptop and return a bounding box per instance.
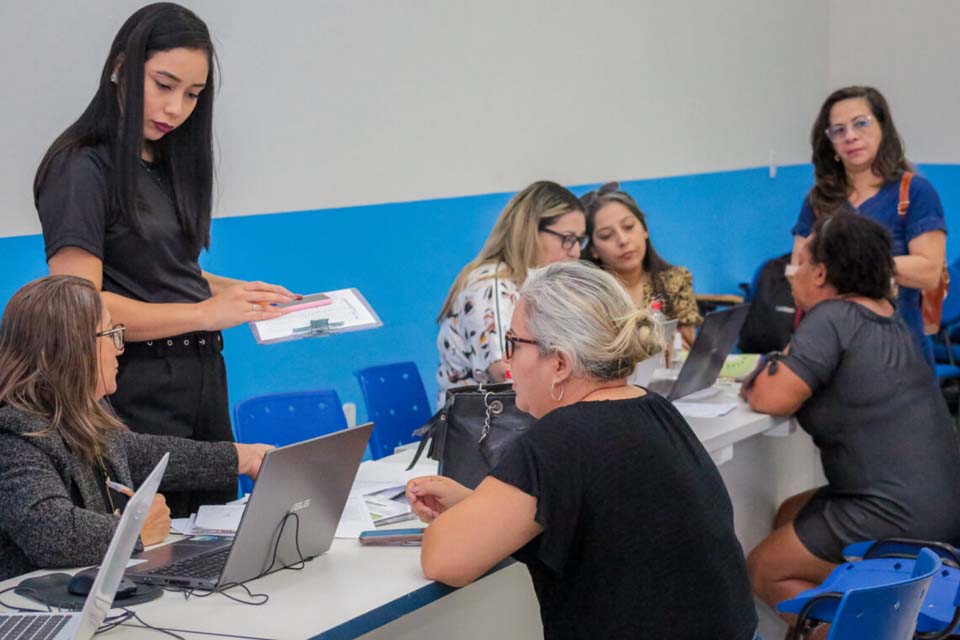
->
[290,498,311,513]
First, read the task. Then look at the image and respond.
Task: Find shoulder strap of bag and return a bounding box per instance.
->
[407,390,457,470]
[897,172,914,217]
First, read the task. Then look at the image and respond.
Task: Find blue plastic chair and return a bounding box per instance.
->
[355,361,431,460]
[233,389,348,494]
[841,539,960,638]
[777,547,943,640]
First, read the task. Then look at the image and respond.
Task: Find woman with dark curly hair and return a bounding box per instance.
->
[745,213,960,618]
[791,86,946,365]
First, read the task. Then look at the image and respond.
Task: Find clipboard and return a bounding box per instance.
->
[249,288,383,345]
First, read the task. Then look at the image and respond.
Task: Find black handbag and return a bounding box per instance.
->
[407,383,534,489]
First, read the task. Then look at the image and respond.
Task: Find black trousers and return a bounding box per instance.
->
[110,331,238,518]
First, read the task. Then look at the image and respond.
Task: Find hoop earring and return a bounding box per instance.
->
[550,380,565,402]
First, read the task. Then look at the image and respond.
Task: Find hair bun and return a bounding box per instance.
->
[597,181,621,195]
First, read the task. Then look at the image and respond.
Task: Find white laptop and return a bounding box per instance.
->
[0,454,168,640]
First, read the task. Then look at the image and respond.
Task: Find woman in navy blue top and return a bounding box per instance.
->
[792,86,946,365]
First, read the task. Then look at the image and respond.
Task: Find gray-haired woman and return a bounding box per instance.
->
[406,261,758,640]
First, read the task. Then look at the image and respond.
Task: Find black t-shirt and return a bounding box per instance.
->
[490,393,757,640]
[782,300,960,535]
[36,145,211,304]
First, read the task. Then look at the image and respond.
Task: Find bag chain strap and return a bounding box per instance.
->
[477,385,505,445]
[478,388,494,444]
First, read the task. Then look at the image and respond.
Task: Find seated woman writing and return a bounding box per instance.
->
[743,213,960,614]
[0,275,271,581]
[407,261,758,640]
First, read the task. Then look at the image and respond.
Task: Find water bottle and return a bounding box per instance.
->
[648,300,669,368]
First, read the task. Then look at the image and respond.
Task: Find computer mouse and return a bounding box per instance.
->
[67,566,138,598]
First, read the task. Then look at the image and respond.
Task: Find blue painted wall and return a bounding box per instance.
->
[1,163,956,421]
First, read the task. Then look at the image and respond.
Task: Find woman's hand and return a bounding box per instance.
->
[236,443,274,480]
[405,476,473,523]
[116,485,171,546]
[140,494,172,546]
[199,281,298,331]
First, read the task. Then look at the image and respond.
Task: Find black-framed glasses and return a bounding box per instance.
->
[825,115,874,142]
[504,330,539,360]
[96,323,126,350]
[539,226,589,251]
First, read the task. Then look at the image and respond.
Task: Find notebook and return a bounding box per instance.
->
[0,454,168,640]
[125,424,372,590]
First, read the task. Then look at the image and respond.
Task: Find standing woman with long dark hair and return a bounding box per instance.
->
[792,86,946,365]
[34,3,295,516]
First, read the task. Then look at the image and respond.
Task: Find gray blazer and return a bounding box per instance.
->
[0,406,237,581]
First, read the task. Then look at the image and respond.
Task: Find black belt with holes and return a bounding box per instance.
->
[121,331,224,358]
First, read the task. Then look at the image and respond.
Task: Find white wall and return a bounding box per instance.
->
[0,0,828,238]
[827,0,960,164]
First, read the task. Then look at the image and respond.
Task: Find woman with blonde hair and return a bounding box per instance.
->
[0,275,270,581]
[411,261,758,639]
[435,181,585,402]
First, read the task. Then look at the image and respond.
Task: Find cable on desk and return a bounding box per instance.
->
[0,585,55,613]
[171,581,269,606]
[267,511,307,573]
[97,610,137,634]
[115,609,185,639]
[117,608,280,640]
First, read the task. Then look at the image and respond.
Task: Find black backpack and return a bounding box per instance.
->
[738,252,796,354]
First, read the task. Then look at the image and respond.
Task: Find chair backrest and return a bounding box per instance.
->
[233,390,348,494]
[827,548,941,640]
[356,361,431,460]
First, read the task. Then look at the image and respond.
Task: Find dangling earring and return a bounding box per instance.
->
[110,70,118,84]
[549,380,565,402]
[833,154,840,162]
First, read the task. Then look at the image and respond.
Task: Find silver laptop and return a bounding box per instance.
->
[126,424,372,590]
[0,454,168,640]
[647,304,750,400]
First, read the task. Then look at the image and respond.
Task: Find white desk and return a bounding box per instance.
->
[0,389,820,640]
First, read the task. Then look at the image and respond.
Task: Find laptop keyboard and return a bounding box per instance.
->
[0,614,71,640]
[144,547,230,580]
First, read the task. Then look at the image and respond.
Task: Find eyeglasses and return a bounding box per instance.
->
[825,115,874,142]
[504,330,539,360]
[539,226,589,251]
[96,324,126,351]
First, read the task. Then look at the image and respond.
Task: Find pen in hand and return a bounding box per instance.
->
[105,479,134,496]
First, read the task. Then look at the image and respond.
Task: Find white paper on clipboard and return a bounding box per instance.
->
[249,288,383,345]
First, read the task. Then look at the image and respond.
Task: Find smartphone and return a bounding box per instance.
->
[358,528,424,546]
[277,293,332,312]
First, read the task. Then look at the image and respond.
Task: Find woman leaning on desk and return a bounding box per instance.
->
[435,181,586,404]
[410,261,758,640]
[580,182,702,348]
[791,86,946,366]
[33,3,296,517]
[0,276,271,582]
[743,213,960,618]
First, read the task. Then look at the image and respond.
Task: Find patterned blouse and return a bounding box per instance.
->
[641,266,702,327]
[436,263,519,404]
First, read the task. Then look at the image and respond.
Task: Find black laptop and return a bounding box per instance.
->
[125,424,372,590]
[647,304,750,401]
